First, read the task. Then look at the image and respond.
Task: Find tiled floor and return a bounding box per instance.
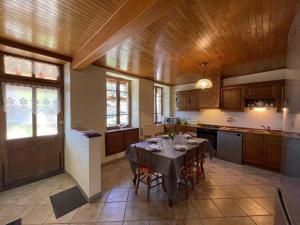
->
[0,158,281,225]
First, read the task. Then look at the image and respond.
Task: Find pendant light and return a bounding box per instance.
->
[195,62,213,89]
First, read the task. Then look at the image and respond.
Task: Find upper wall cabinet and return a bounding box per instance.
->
[221,87,244,111]
[220,80,286,112]
[176,90,199,111]
[245,81,277,99]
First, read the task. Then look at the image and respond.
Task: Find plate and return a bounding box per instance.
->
[186,139,198,145]
[161,135,171,139]
[147,144,160,152]
[146,138,159,143]
[173,144,187,151]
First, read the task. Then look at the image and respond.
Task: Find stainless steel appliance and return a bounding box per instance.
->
[163,117,179,124]
[197,127,218,150]
[217,131,243,164]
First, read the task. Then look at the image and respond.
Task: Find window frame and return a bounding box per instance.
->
[106,76,131,130]
[0,52,64,141]
[154,86,163,124]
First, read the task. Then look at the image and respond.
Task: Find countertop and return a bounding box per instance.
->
[166,123,300,139]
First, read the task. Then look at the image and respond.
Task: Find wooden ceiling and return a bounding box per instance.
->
[0,0,298,85]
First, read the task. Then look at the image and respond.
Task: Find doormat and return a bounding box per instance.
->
[50,186,87,218]
[6,218,21,225]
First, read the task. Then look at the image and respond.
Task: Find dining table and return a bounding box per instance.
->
[125,135,216,206]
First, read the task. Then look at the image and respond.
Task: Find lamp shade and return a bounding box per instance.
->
[195,79,213,89]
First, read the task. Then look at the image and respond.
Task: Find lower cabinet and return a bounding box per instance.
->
[243,133,283,170]
[105,128,139,156]
[175,125,197,133]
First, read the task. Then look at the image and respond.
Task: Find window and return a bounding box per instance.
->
[106,77,130,128]
[2,55,62,140]
[154,86,163,123]
[3,84,60,139]
[5,84,33,139]
[4,55,60,80]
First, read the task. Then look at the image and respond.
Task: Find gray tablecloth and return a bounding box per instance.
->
[125,138,215,200]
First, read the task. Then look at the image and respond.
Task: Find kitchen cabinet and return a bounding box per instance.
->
[276,80,286,112]
[243,133,264,165]
[175,125,197,133]
[243,132,283,170]
[221,87,244,111]
[245,81,277,99]
[105,128,139,156]
[264,135,283,170]
[177,90,198,111]
[164,124,175,132]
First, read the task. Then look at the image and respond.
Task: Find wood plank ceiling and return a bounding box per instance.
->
[0,0,298,85]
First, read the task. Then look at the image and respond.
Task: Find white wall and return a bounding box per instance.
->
[139,79,154,128]
[172,70,286,130]
[284,7,300,133]
[64,64,101,199]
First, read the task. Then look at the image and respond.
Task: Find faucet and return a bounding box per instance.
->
[261,125,271,131]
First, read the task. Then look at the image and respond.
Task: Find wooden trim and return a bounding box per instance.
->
[154,86,163,123]
[106,76,131,129]
[0,38,72,62]
[72,0,183,70]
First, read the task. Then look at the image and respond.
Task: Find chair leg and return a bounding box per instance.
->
[184,177,188,199]
[196,158,200,184]
[147,174,151,202]
[135,170,141,195]
[200,155,205,178]
[190,175,195,191]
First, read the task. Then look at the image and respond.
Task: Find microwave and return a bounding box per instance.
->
[163,117,179,124]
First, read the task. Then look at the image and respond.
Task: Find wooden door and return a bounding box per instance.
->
[264,135,283,170]
[188,90,199,110]
[243,133,264,165]
[0,55,64,190]
[245,82,277,99]
[221,87,244,111]
[124,128,139,151]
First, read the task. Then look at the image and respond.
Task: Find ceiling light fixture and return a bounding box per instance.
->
[196,62,213,89]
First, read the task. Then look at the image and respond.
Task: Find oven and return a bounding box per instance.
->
[197,128,218,150]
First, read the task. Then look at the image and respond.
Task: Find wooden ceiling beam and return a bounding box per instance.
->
[0,37,72,62]
[72,0,183,70]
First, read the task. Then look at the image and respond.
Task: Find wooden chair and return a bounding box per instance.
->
[139,135,151,142]
[180,148,196,199]
[194,145,206,183]
[155,132,165,137]
[135,146,165,202]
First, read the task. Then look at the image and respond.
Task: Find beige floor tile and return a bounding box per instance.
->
[192,200,222,218]
[175,219,203,225]
[173,201,199,220]
[253,197,275,215]
[124,201,151,221]
[45,208,78,224]
[98,202,126,222]
[71,203,104,223]
[225,217,256,225]
[250,216,274,225]
[204,187,229,199]
[22,204,53,224]
[234,198,269,216]
[149,221,176,225]
[95,189,111,203]
[107,187,129,202]
[123,221,150,225]
[213,199,246,217]
[149,201,176,220]
[220,186,249,198]
[201,218,229,225]
[97,222,123,225]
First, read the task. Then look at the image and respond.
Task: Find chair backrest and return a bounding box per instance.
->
[135,146,152,169]
[139,135,151,142]
[184,148,196,167]
[142,125,155,138]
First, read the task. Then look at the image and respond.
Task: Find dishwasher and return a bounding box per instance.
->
[217,131,243,164]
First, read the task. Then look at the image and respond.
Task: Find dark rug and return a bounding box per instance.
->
[50,186,87,218]
[6,219,21,225]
